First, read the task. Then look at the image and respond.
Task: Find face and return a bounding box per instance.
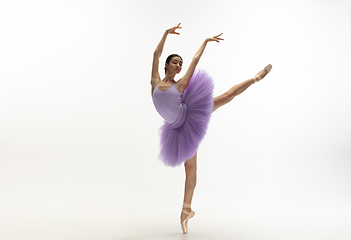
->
[166,57,183,74]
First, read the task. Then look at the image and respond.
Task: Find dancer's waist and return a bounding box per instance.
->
[170,103,187,129]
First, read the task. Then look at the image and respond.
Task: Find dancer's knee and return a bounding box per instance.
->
[185,162,197,174]
[184,158,197,174]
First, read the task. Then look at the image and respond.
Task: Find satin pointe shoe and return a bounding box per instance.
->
[181,202,195,234]
[253,64,273,83]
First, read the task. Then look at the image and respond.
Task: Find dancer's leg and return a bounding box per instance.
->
[213,78,254,112]
[181,153,197,222]
[213,66,271,112]
[178,65,271,223]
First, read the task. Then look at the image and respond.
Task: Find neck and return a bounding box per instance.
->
[164,73,176,82]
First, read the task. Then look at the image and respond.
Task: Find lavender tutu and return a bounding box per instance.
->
[158,70,214,167]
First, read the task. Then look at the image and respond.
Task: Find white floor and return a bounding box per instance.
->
[1,205,350,240]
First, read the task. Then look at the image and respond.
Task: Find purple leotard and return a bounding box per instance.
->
[152,84,182,124]
[153,84,188,129]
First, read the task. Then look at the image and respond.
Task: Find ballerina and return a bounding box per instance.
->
[151,23,272,234]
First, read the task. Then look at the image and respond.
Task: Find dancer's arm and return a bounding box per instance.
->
[177,34,224,92]
[151,23,182,86]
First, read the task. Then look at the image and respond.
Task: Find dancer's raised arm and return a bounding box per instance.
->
[177,33,224,92]
[151,23,182,86]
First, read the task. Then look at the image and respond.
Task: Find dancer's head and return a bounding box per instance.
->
[165,54,183,74]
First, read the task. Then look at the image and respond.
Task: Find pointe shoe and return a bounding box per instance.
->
[180,202,195,234]
[253,64,272,83]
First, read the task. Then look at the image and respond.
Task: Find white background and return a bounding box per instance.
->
[0,0,350,239]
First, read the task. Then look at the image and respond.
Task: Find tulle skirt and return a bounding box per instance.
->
[158,70,214,167]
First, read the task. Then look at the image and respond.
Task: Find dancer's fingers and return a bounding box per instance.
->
[212,33,224,42]
[171,23,182,34]
[167,23,182,34]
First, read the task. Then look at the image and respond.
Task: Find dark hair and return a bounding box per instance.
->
[165,54,182,73]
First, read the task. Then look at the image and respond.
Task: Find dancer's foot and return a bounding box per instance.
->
[180,203,195,234]
[180,207,191,222]
[253,64,272,83]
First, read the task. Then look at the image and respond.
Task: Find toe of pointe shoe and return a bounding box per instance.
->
[181,223,187,234]
[181,211,195,234]
[265,64,272,73]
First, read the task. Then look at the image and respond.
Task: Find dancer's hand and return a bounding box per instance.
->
[166,23,182,35]
[206,33,224,43]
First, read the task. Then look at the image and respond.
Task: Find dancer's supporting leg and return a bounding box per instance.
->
[181,153,197,223]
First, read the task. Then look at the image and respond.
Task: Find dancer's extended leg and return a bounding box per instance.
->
[213,64,272,111]
[213,78,254,111]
